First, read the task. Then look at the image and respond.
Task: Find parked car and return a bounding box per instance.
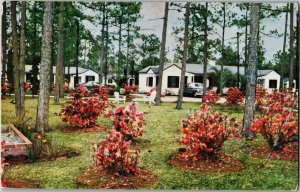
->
[85,81,99,90]
[183,83,203,97]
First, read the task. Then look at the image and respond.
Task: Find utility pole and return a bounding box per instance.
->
[75,20,79,87]
[237,32,240,88]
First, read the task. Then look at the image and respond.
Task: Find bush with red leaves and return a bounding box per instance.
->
[60,84,111,128]
[124,85,139,101]
[179,104,241,161]
[226,87,244,104]
[203,90,220,104]
[250,101,298,152]
[106,102,145,141]
[91,86,113,101]
[267,89,298,109]
[255,86,268,111]
[23,82,31,91]
[93,131,140,176]
[1,82,12,96]
[1,140,8,187]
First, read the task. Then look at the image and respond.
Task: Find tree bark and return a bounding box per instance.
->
[202,2,209,102]
[243,3,259,138]
[244,6,248,76]
[297,3,299,91]
[54,2,64,104]
[75,20,79,86]
[237,32,240,88]
[176,2,190,109]
[281,3,289,89]
[99,3,106,85]
[155,2,169,105]
[1,1,6,82]
[289,3,294,90]
[220,2,226,94]
[16,1,26,125]
[36,2,54,133]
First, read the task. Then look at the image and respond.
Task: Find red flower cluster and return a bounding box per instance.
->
[90,86,113,101]
[23,82,31,91]
[93,131,140,176]
[106,102,145,141]
[226,87,244,104]
[267,89,298,109]
[60,84,111,128]
[179,104,241,161]
[250,101,298,152]
[124,85,139,101]
[1,82,12,96]
[255,86,268,111]
[203,90,220,104]
[1,140,7,187]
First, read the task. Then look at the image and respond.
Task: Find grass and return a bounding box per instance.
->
[1,96,298,190]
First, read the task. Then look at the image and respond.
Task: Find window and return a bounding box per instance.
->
[108,79,113,84]
[185,76,188,85]
[168,76,179,88]
[85,76,95,82]
[257,79,265,86]
[156,76,159,86]
[146,77,153,87]
[269,80,277,88]
[191,76,194,83]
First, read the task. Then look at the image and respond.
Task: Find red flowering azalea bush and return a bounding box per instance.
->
[267,89,298,109]
[255,86,268,111]
[93,131,140,176]
[1,140,8,187]
[23,82,31,91]
[250,102,298,152]
[91,86,113,101]
[124,85,139,101]
[1,82,12,96]
[203,90,220,104]
[226,87,244,104]
[179,104,241,161]
[106,102,145,141]
[60,84,111,128]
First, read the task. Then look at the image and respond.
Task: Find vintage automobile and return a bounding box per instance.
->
[183,83,203,97]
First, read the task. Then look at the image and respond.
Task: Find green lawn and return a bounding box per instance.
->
[1,96,298,190]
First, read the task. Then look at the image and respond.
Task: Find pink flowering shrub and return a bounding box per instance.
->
[203,90,220,104]
[226,87,244,104]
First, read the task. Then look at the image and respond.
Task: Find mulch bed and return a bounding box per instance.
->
[5,148,81,165]
[75,167,157,189]
[251,142,298,161]
[62,125,105,133]
[169,152,245,173]
[5,178,40,188]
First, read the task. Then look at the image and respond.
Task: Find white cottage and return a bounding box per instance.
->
[139,63,281,94]
[25,65,100,88]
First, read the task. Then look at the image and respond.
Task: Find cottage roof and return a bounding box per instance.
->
[25,65,98,75]
[257,70,273,77]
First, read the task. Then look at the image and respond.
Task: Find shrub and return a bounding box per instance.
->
[179,104,241,161]
[106,102,145,141]
[255,86,268,111]
[124,85,139,101]
[203,90,220,104]
[60,85,111,128]
[226,87,244,104]
[23,82,31,91]
[93,131,140,176]
[267,89,298,109]
[1,140,7,187]
[90,86,113,101]
[1,82,12,96]
[250,102,298,152]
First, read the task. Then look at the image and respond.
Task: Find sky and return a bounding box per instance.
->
[82,2,298,64]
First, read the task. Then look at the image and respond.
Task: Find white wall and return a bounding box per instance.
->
[139,65,197,95]
[69,70,99,88]
[257,71,281,93]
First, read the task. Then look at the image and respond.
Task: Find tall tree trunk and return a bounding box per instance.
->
[125,14,130,78]
[176,2,190,109]
[16,1,26,125]
[2,1,6,82]
[202,2,209,102]
[104,13,109,85]
[220,2,226,94]
[281,3,289,89]
[237,32,240,88]
[289,3,294,90]
[31,2,39,97]
[11,1,23,124]
[99,3,106,85]
[36,2,54,133]
[243,3,259,138]
[296,3,299,91]
[155,2,169,105]
[118,14,122,78]
[244,6,248,75]
[75,20,79,86]
[54,2,64,104]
